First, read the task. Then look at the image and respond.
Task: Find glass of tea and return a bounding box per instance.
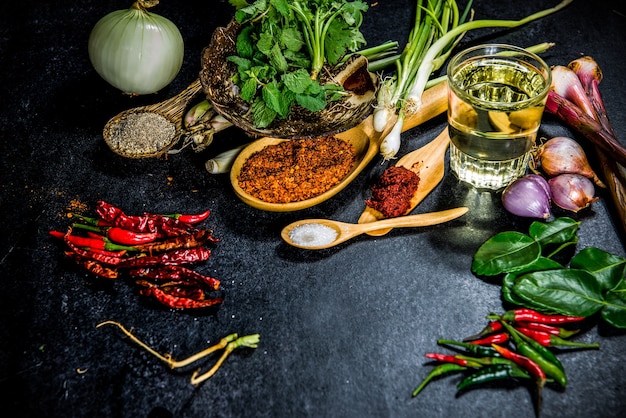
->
[446,44,552,190]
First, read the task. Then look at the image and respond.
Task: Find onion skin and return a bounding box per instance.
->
[549,174,598,213]
[535,136,604,187]
[88,2,184,95]
[502,175,552,219]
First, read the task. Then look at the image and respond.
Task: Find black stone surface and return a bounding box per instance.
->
[1,1,625,417]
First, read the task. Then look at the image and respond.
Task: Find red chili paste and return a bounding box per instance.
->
[365,166,420,218]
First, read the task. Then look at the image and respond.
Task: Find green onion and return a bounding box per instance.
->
[376,0,573,160]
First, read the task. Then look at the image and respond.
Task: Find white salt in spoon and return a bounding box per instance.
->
[281,207,468,250]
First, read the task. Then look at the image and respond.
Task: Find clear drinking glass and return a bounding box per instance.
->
[446,44,551,190]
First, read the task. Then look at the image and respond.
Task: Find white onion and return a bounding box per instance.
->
[88,1,184,95]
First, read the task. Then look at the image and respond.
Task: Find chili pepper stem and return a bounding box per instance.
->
[190,334,261,386]
[97,321,259,373]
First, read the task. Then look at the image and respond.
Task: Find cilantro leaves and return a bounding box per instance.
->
[227,0,368,128]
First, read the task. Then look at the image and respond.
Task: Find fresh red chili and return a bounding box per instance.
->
[129,266,220,290]
[107,227,157,245]
[467,332,509,346]
[119,247,211,268]
[163,209,211,224]
[140,286,224,309]
[463,321,504,342]
[516,321,579,338]
[424,353,481,368]
[63,229,124,265]
[73,220,159,245]
[501,308,585,324]
[51,230,135,252]
[491,344,547,384]
[515,327,600,349]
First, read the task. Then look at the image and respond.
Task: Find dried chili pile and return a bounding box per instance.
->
[365,166,420,218]
[50,201,224,310]
[237,136,356,203]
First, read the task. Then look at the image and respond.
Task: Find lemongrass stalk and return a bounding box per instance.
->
[406,0,573,108]
[205,144,248,174]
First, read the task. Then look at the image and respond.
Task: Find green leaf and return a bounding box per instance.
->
[602,280,626,328]
[256,32,274,56]
[281,27,304,52]
[270,0,290,16]
[471,231,541,276]
[502,257,564,306]
[282,69,312,94]
[529,217,580,247]
[262,82,290,118]
[570,247,626,292]
[236,26,256,59]
[269,43,289,73]
[513,269,605,317]
[252,99,277,128]
[295,92,326,112]
[240,78,258,102]
[227,55,253,72]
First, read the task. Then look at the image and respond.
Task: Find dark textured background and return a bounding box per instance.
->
[1,1,625,417]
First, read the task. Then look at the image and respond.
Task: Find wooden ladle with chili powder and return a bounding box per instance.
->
[229,82,448,212]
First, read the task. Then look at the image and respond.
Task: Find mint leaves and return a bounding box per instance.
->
[472,217,626,328]
[228,0,368,128]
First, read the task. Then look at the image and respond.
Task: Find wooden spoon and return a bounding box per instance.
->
[282,206,468,250]
[357,126,451,236]
[230,81,448,212]
[103,78,204,158]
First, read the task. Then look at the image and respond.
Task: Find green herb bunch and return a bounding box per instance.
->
[472,218,626,328]
[228,0,369,128]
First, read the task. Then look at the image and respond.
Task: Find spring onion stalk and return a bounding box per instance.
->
[205,144,249,174]
[407,0,573,108]
[377,0,571,160]
[375,0,472,159]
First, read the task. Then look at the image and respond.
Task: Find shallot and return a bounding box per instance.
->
[501,174,552,219]
[534,136,604,187]
[548,174,598,213]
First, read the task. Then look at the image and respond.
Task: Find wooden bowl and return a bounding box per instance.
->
[229,116,379,212]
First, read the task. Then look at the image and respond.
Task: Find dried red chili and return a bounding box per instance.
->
[140,285,224,309]
[129,265,220,290]
[365,166,420,218]
[119,247,211,268]
[95,201,196,237]
[133,230,218,254]
[66,252,118,279]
